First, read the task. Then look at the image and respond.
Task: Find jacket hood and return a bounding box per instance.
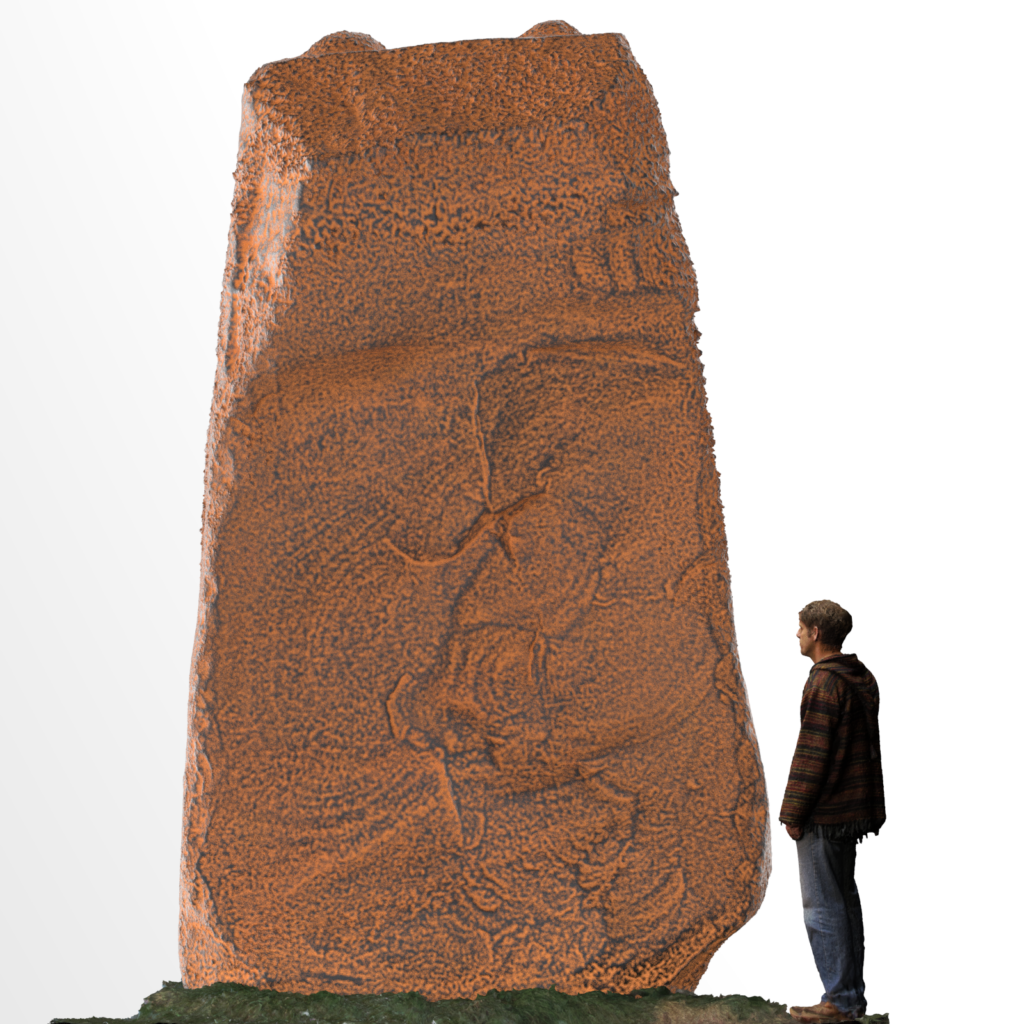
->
[814,653,868,676]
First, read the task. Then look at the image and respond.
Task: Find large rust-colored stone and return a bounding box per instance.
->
[180,21,769,999]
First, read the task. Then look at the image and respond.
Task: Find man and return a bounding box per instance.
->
[781,600,885,1024]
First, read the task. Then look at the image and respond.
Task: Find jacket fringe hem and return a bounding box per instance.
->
[805,818,884,843]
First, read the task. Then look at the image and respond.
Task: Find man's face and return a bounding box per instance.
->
[796,619,818,657]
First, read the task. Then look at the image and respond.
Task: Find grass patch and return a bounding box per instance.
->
[50,981,889,1024]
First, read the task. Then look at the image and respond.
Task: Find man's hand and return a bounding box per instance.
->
[785,823,803,840]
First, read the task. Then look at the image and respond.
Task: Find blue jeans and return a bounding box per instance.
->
[797,831,867,1017]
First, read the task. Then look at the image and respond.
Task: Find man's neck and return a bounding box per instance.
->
[811,645,843,664]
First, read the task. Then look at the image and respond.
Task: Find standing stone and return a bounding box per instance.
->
[181,21,769,998]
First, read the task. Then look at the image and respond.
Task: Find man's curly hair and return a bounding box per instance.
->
[799,599,853,650]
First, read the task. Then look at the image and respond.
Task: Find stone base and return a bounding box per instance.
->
[51,980,889,1024]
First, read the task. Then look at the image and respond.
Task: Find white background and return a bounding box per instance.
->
[1,2,1020,1022]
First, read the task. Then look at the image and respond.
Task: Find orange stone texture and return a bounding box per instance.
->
[180,21,770,999]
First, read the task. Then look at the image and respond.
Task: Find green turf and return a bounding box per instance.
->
[49,981,889,1024]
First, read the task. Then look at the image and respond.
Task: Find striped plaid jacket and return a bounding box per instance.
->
[779,653,886,841]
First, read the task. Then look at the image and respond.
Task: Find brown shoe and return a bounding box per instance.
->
[789,1001,859,1022]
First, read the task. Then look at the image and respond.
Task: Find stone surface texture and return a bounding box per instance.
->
[180,21,770,1000]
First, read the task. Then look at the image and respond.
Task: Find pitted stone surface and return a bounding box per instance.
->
[181,23,769,1000]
